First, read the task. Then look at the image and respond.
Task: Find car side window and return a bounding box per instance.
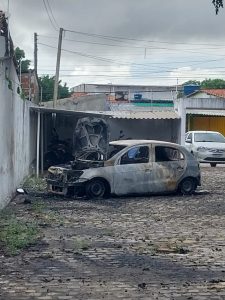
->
[120,146,149,165]
[155,146,184,162]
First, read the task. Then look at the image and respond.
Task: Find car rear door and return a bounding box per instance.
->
[113,145,153,195]
[151,145,186,192]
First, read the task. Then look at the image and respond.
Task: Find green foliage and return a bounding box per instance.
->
[38,75,70,102]
[182,78,225,90]
[15,47,25,61]
[22,175,47,193]
[31,201,46,214]
[0,210,39,256]
[201,78,225,89]
[212,0,223,14]
[183,80,201,86]
[73,238,91,253]
[15,47,31,73]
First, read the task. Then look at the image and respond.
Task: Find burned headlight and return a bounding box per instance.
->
[67,170,83,183]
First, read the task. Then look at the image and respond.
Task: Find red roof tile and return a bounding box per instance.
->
[202,89,225,98]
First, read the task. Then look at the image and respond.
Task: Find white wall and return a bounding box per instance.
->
[174,97,225,146]
[0,58,36,208]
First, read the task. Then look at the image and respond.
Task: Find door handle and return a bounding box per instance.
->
[177,166,184,171]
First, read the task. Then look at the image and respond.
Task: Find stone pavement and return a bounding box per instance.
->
[1,167,225,299]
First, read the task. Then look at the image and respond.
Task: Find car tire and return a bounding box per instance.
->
[179,177,196,195]
[85,179,107,199]
[210,163,217,167]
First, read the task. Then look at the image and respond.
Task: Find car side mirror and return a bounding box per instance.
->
[186,138,192,144]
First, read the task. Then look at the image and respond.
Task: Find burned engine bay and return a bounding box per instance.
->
[47,117,110,195]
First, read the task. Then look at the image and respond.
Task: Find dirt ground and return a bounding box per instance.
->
[1,166,225,299]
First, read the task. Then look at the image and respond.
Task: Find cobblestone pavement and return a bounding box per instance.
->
[1,167,225,299]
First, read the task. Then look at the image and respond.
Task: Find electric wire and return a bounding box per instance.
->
[45,0,59,29]
[42,0,58,31]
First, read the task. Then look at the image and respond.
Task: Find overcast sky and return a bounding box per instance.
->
[1,0,225,89]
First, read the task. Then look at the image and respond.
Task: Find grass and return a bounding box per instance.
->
[102,228,115,237]
[31,201,46,213]
[0,209,39,256]
[22,175,47,193]
[73,238,91,253]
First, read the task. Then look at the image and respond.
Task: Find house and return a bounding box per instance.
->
[174,89,225,144]
[187,89,225,99]
[71,83,182,108]
[21,70,39,104]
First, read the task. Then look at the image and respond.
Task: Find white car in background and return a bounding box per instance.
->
[185,130,225,167]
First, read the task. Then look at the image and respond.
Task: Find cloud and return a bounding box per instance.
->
[2,0,225,87]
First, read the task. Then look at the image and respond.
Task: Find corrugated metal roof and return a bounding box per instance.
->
[105,111,180,120]
[109,103,174,111]
[186,109,225,116]
[30,107,179,120]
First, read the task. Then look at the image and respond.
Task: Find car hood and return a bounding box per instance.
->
[194,142,225,149]
[73,117,109,159]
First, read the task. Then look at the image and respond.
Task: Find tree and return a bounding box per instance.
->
[14,47,31,73]
[183,80,201,86]
[39,75,70,101]
[212,0,223,14]
[201,78,225,89]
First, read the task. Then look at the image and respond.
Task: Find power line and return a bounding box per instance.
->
[64,28,225,48]
[38,34,225,56]
[38,42,225,73]
[42,0,58,31]
[45,0,59,29]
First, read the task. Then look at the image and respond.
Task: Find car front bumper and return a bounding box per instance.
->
[195,151,225,164]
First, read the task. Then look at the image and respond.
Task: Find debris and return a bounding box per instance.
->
[138,282,146,289]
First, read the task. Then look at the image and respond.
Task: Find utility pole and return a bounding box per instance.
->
[34,33,38,75]
[53,27,63,108]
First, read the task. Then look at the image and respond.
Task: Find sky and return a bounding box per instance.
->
[1,0,225,90]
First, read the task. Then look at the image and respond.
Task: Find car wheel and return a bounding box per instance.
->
[210,163,217,167]
[179,177,196,195]
[85,179,107,199]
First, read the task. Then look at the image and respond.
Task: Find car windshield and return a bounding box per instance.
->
[194,132,225,143]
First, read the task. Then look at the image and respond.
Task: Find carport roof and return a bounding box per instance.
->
[30,106,180,120]
[186,109,225,116]
[104,110,179,119]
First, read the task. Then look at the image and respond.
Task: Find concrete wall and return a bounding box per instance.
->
[184,97,225,109]
[109,119,180,143]
[0,58,36,208]
[44,94,108,111]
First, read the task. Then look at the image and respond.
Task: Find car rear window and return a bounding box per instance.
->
[155,146,184,162]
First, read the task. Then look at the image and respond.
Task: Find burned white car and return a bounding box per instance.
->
[47,140,201,198]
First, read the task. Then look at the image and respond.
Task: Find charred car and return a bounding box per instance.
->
[47,137,201,198]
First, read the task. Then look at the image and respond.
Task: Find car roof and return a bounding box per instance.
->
[109,139,180,147]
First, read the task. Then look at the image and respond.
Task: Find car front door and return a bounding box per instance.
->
[113,145,153,195]
[151,145,186,192]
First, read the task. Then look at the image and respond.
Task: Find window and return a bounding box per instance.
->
[155,146,184,162]
[194,132,225,143]
[185,133,192,142]
[120,146,149,165]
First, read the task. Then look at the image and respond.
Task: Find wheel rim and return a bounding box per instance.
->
[90,181,105,197]
[182,179,193,192]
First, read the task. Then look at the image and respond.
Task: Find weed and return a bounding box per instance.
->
[22,176,47,193]
[31,201,46,213]
[102,228,114,237]
[0,210,39,256]
[73,238,91,253]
